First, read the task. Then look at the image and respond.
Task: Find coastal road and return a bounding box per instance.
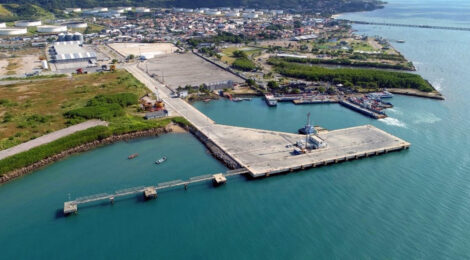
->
[0,120,108,160]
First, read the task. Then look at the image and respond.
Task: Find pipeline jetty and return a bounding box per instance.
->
[345,20,470,32]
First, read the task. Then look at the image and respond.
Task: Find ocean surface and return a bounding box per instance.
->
[1,0,470,258]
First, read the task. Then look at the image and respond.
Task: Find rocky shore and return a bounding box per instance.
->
[189,127,240,169]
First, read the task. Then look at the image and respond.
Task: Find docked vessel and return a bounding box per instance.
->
[128,153,139,159]
[155,156,167,164]
[298,113,316,135]
[265,94,278,107]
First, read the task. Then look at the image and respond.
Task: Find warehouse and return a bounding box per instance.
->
[49,41,97,63]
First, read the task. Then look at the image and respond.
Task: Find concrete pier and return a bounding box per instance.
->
[144,187,157,199]
[212,173,227,186]
[63,202,77,215]
[126,65,410,179]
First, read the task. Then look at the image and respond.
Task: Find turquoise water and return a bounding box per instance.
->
[2,0,470,258]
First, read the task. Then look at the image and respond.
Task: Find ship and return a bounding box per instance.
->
[128,153,139,159]
[155,156,167,164]
[298,112,316,135]
[265,94,278,107]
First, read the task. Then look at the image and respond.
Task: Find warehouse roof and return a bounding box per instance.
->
[52,41,96,61]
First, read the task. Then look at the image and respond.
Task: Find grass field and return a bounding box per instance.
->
[0,70,150,150]
[219,47,262,64]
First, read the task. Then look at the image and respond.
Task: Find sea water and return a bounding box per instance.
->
[1,0,470,258]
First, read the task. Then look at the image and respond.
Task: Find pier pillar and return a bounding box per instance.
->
[64,202,78,216]
[144,187,157,200]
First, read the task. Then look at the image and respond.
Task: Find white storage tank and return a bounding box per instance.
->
[135,7,150,13]
[41,60,49,70]
[0,28,28,36]
[65,22,87,29]
[37,25,67,33]
[14,20,42,27]
[73,32,84,42]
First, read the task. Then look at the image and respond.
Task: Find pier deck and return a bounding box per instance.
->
[126,64,410,178]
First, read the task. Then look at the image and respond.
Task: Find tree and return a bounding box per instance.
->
[232,50,247,58]
[267,81,279,89]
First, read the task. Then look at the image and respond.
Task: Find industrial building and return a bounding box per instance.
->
[0,23,6,28]
[49,41,96,63]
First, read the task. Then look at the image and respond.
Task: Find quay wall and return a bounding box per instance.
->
[0,126,178,184]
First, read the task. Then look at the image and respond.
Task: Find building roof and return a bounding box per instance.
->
[52,41,96,61]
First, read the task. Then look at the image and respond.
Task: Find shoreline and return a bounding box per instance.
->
[0,124,182,184]
[0,122,239,185]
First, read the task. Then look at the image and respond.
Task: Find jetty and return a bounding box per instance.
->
[127,64,410,178]
[64,169,248,215]
[63,66,411,216]
[344,20,470,32]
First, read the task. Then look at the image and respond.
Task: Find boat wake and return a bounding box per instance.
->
[413,112,442,124]
[431,77,444,91]
[379,117,407,128]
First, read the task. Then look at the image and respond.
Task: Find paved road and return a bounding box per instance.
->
[0,120,108,160]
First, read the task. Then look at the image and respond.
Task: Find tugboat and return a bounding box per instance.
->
[298,113,316,135]
[155,156,167,164]
[128,153,139,159]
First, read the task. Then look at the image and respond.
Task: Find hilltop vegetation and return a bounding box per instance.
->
[0,0,385,15]
[0,3,53,22]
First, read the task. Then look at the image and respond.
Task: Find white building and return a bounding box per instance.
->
[206,10,222,16]
[225,12,240,17]
[243,13,258,19]
[0,23,6,28]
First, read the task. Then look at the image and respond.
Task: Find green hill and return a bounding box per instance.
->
[0,3,54,22]
[0,0,384,16]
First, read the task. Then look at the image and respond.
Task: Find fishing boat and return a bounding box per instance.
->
[155,156,167,164]
[128,153,139,159]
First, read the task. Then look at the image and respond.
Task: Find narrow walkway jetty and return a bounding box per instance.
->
[64,168,249,215]
[345,20,470,32]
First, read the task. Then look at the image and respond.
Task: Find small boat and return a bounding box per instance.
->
[155,156,167,164]
[128,153,139,159]
[232,98,243,102]
[203,99,211,103]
